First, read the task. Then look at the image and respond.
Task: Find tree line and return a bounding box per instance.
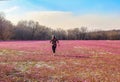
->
[0,13,120,40]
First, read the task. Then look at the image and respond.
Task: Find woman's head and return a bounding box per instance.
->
[52,35,56,39]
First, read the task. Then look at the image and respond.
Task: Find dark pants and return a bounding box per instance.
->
[52,45,56,53]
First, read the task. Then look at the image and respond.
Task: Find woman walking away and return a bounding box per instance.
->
[50,35,59,55]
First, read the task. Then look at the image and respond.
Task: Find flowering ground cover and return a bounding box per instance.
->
[0,40,119,82]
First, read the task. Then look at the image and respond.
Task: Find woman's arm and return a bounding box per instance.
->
[57,40,60,46]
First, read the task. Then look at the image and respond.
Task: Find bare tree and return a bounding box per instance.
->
[67,29,76,40]
[0,13,13,40]
[14,21,33,40]
[53,28,67,40]
[80,27,87,40]
[28,21,38,40]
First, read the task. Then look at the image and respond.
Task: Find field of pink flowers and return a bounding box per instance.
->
[0,40,120,82]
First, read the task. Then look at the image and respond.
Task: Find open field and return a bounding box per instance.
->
[0,40,120,82]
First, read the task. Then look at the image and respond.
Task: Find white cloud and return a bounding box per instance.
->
[6,11,120,30]
[4,6,19,13]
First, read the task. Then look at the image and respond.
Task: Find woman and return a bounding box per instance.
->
[50,35,59,55]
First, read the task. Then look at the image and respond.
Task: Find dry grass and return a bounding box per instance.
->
[0,40,119,82]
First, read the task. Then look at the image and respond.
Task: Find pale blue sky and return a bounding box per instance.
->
[0,0,120,14]
[0,0,120,30]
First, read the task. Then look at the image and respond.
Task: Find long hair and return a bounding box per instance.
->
[51,35,56,40]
